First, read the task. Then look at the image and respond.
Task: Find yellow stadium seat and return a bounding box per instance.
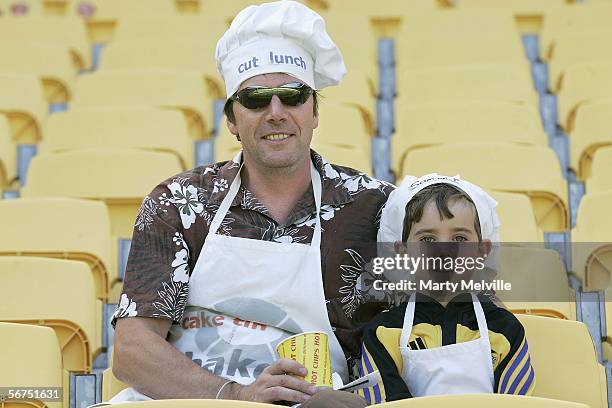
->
[0,16,90,71]
[400,143,569,232]
[107,400,286,408]
[40,107,193,169]
[496,247,575,320]
[491,191,543,242]
[455,0,569,34]
[516,314,607,407]
[71,69,213,139]
[379,395,588,408]
[99,40,222,99]
[549,29,612,93]
[102,365,127,402]
[586,146,612,195]
[0,41,75,104]
[0,113,16,190]
[199,0,273,21]
[572,190,612,291]
[0,322,64,408]
[557,60,612,132]
[394,101,547,173]
[0,73,46,144]
[214,121,240,163]
[320,69,376,135]
[398,64,538,109]
[21,149,184,297]
[309,0,441,15]
[397,11,527,69]
[0,197,112,300]
[570,99,612,181]
[540,3,612,62]
[0,257,102,373]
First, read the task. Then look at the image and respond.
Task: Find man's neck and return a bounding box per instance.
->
[241,157,312,225]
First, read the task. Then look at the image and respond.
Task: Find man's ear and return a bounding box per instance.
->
[312,111,319,130]
[227,117,238,136]
[479,239,492,257]
[394,240,407,255]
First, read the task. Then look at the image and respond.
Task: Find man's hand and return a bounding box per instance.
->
[301,390,369,408]
[232,358,318,404]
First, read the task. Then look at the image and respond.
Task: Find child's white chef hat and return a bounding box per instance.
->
[216,0,346,98]
[378,173,501,243]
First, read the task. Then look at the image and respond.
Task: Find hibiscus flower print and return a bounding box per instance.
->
[113,294,138,319]
[168,181,204,229]
[171,232,190,283]
[212,178,229,194]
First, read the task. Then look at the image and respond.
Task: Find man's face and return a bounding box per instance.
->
[227,73,318,170]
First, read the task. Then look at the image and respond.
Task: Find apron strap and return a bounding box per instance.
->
[471,293,491,349]
[400,293,417,347]
[208,152,323,246]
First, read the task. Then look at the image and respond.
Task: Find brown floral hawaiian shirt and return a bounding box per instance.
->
[113,150,394,360]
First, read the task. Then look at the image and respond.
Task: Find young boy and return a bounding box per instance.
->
[357,174,535,404]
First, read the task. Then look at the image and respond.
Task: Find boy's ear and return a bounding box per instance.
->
[394,240,407,255]
[479,239,492,257]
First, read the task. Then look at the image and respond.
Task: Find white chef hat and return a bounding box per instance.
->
[215,0,346,98]
[378,173,501,243]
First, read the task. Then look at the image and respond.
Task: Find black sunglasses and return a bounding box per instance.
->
[229,82,314,109]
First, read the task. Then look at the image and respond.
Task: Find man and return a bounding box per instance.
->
[111,1,393,405]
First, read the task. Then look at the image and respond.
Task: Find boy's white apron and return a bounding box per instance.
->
[110,157,348,403]
[399,293,494,397]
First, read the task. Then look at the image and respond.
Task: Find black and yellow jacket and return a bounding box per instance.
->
[357,293,535,404]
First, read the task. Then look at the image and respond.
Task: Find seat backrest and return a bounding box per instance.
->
[570,99,612,180]
[0,197,112,299]
[585,145,612,194]
[72,69,213,139]
[0,257,102,373]
[497,247,574,320]
[401,143,568,232]
[557,59,612,132]
[572,190,612,291]
[385,394,589,408]
[0,72,47,143]
[394,101,547,172]
[491,191,542,242]
[399,64,538,109]
[516,314,607,407]
[40,107,193,170]
[0,16,90,70]
[0,41,75,104]
[67,0,175,19]
[315,102,371,149]
[102,365,128,402]
[0,322,63,408]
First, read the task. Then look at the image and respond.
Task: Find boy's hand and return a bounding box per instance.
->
[301,389,369,408]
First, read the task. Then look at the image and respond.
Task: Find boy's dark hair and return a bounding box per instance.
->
[224,91,319,125]
[402,184,482,242]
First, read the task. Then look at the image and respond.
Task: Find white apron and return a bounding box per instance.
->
[110,156,348,403]
[399,293,494,397]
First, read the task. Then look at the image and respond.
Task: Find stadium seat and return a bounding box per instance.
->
[585,146,612,195]
[497,247,575,320]
[572,190,612,291]
[311,0,442,15]
[0,0,46,16]
[491,191,543,242]
[397,11,527,70]
[516,314,607,407]
[71,69,214,139]
[0,42,75,104]
[214,121,240,163]
[393,101,548,173]
[0,197,112,300]
[0,322,64,408]
[557,60,612,132]
[540,3,612,63]
[107,400,294,408]
[400,143,569,232]
[398,64,538,109]
[21,149,184,297]
[0,16,90,71]
[378,395,588,408]
[548,29,612,93]
[102,365,127,402]
[40,107,193,170]
[0,257,102,373]
[570,100,612,181]
[0,113,16,190]
[0,73,46,144]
